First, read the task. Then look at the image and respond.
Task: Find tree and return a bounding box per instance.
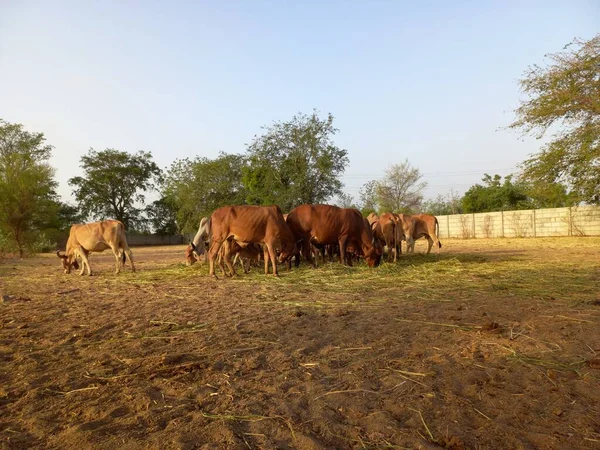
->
[462,174,532,213]
[0,120,58,257]
[511,35,600,204]
[145,197,178,235]
[422,189,463,215]
[375,160,426,213]
[242,111,349,211]
[358,180,379,215]
[163,152,247,234]
[332,192,356,209]
[69,149,162,230]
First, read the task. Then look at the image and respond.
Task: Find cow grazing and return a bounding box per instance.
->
[398,213,442,255]
[188,217,211,263]
[216,240,262,276]
[286,204,381,268]
[56,220,135,276]
[208,205,296,277]
[367,212,399,262]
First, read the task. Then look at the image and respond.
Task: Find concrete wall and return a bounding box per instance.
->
[436,206,600,239]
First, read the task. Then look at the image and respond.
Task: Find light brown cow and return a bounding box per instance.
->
[286,204,381,268]
[367,212,399,262]
[56,220,135,276]
[397,213,442,255]
[208,205,296,277]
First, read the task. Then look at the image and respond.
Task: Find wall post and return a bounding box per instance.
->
[532,209,536,238]
[501,210,505,238]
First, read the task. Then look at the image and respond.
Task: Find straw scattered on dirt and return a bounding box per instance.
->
[1,237,599,449]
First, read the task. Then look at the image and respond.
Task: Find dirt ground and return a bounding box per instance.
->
[1,237,599,450]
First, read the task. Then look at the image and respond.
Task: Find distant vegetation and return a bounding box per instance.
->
[0,35,598,255]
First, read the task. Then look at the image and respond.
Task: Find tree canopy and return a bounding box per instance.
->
[375,160,426,213]
[242,111,349,212]
[163,152,247,234]
[462,174,532,213]
[512,34,600,204]
[69,149,162,230]
[0,120,58,257]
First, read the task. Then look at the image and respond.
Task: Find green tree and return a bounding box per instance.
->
[358,180,379,215]
[375,159,426,213]
[511,35,600,204]
[163,152,247,234]
[462,174,532,213]
[0,120,58,257]
[145,197,178,235]
[69,148,162,230]
[243,111,349,211]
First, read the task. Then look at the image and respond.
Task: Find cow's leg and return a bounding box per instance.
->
[263,246,270,274]
[110,246,122,274]
[303,240,316,268]
[386,238,394,263]
[208,240,224,278]
[265,242,278,276]
[223,250,236,277]
[217,249,228,276]
[338,237,349,266]
[77,247,92,276]
[123,245,135,272]
[425,235,434,255]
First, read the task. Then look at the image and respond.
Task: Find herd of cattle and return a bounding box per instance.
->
[56,204,441,277]
[56,205,442,277]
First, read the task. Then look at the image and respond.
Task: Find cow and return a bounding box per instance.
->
[208,205,296,277]
[286,204,381,268]
[367,212,399,262]
[56,220,135,276]
[187,217,211,264]
[217,241,262,276]
[397,213,442,255]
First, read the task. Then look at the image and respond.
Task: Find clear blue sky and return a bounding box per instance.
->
[1,1,598,204]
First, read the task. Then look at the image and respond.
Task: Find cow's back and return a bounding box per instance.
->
[69,220,125,253]
[211,205,291,243]
[287,204,348,243]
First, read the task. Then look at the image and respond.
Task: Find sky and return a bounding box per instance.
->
[1,0,598,205]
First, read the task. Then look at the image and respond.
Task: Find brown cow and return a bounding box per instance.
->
[397,213,442,255]
[286,204,381,268]
[217,241,262,276]
[56,220,135,276]
[367,212,398,262]
[208,205,296,277]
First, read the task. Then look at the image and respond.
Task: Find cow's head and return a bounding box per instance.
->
[187,242,207,266]
[364,244,382,268]
[278,238,302,264]
[185,244,198,266]
[56,251,79,274]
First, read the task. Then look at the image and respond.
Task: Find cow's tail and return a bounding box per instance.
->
[435,217,442,248]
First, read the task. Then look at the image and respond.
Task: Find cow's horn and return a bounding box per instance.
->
[56,250,65,258]
[190,242,196,250]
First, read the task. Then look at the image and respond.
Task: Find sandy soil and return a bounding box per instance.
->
[1,238,599,449]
